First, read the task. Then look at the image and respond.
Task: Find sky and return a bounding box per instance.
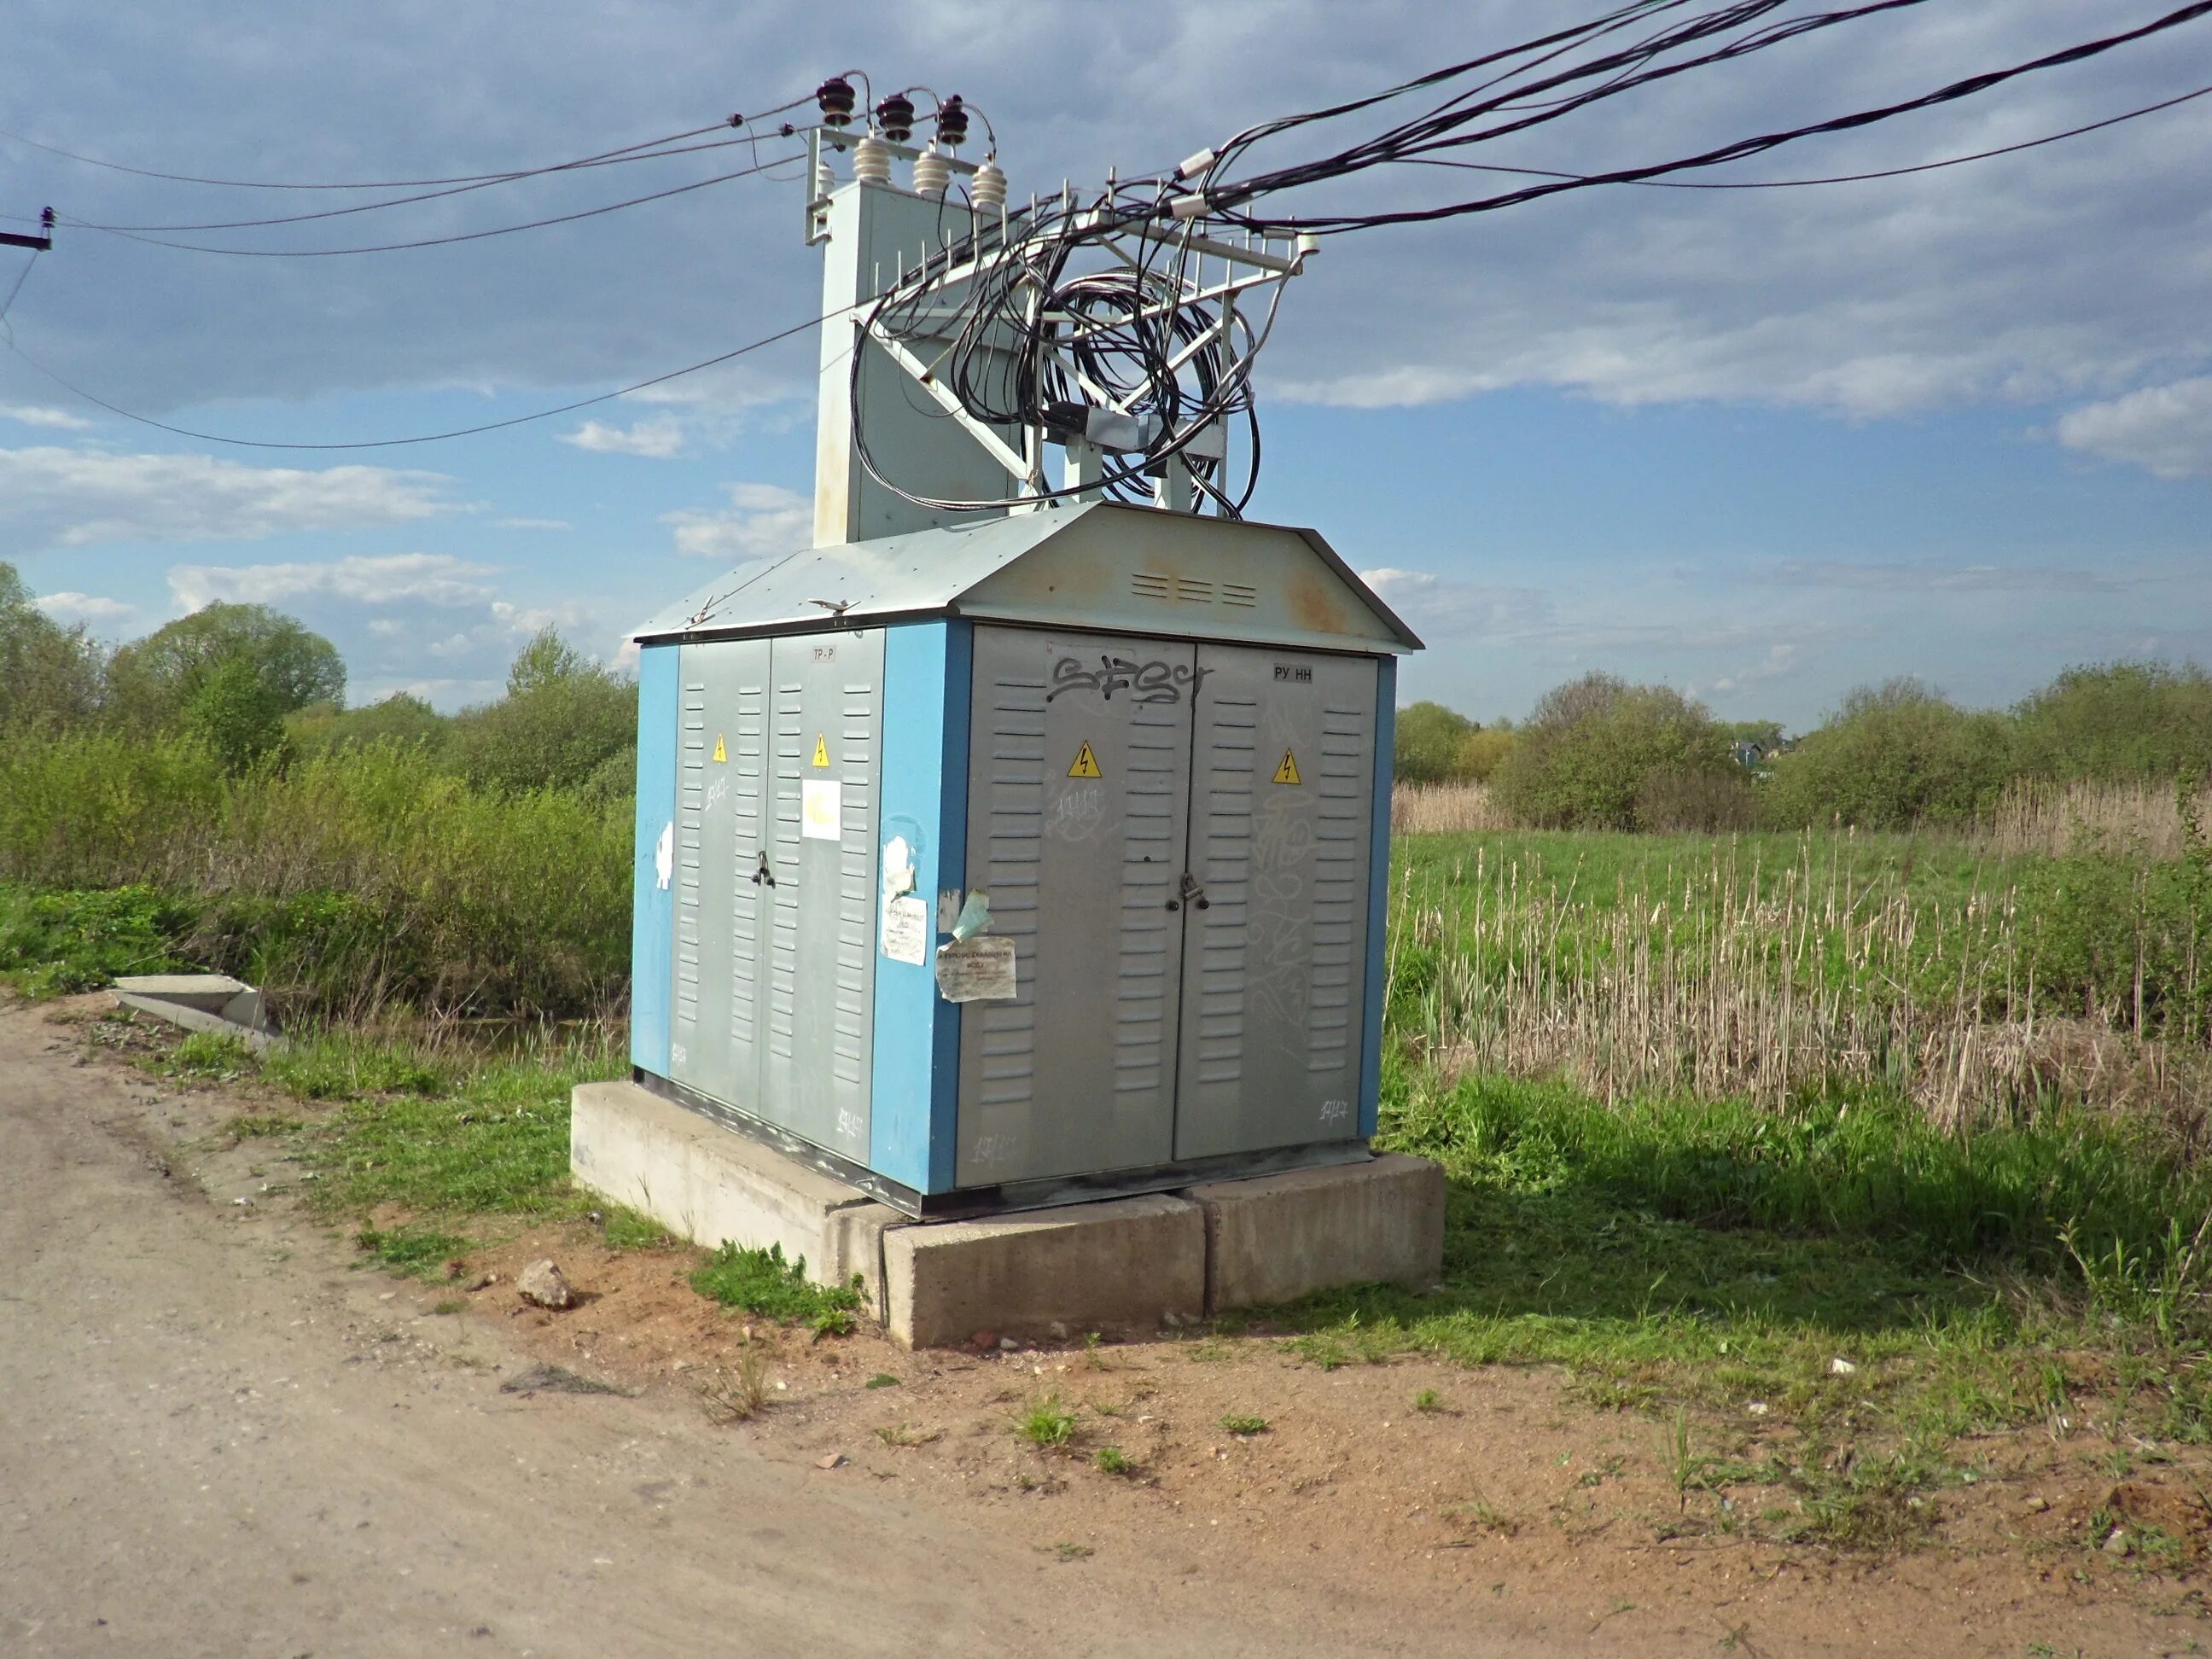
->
[1,0,2207,730]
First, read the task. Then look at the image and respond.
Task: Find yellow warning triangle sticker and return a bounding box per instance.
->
[712,733,728,763]
[1067,740,1103,779]
[1272,748,1302,785]
[812,734,830,768]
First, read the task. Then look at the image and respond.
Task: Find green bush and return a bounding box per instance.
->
[0,733,630,1020]
[1394,701,1479,784]
[451,629,637,795]
[288,693,451,763]
[1490,673,1737,830]
[0,562,104,735]
[2012,661,2212,782]
[1763,680,2014,830]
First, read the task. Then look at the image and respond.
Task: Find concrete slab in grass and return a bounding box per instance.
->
[882,1194,1204,1349]
[1185,1153,1445,1313]
[569,1081,900,1315]
[112,975,276,1051]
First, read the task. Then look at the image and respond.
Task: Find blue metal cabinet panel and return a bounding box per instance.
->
[1357,657,1397,1138]
[630,643,678,1076]
[868,620,971,1193]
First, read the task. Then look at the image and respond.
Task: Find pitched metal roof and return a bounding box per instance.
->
[629,500,1421,654]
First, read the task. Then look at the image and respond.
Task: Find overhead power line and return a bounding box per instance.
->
[0,302,848,450]
[74,131,785,234]
[66,150,806,257]
[0,96,812,190]
[1185,1,2212,233]
[1392,79,2212,193]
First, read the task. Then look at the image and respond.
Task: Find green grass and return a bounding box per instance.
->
[1093,1447,1132,1475]
[0,884,192,997]
[1219,1413,1270,1436]
[1016,1394,1077,1448]
[355,1224,469,1277]
[688,1242,864,1334]
[166,1030,253,1080]
[1252,1060,2212,1545]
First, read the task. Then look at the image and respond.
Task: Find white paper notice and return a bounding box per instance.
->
[934,934,1017,1002]
[881,895,928,965]
[800,777,843,841]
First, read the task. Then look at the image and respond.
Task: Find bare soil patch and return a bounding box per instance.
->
[49,994,2212,1657]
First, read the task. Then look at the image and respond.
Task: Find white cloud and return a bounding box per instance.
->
[491,515,572,531]
[0,447,453,551]
[559,415,686,457]
[33,591,134,623]
[1357,567,1551,640]
[1704,643,1802,696]
[1758,560,2128,594]
[2055,377,2212,479]
[166,552,499,612]
[662,482,810,560]
[0,404,93,431]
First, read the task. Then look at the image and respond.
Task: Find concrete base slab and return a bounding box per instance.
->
[569,1081,900,1313]
[569,1081,1442,1348]
[112,975,276,1051]
[882,1194,1204,1350]
[1185,1153,1446,1313]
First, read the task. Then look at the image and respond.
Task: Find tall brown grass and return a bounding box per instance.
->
[1393,782,1513,834]
[1969,777,2212,862]
[1389,840,2211,1131]
[1396,774,2212,861]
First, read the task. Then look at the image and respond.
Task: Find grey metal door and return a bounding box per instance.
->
[957,628,1198,1186]
[760,632,882,1161]
[670,638,771,1107]
[1172,644,1380,1161]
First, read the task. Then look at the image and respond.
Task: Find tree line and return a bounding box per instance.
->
[1394,664,2212,832]
[0,561,635,796]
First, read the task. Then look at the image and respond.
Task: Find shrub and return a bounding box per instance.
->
[0,733,630,1019]
[2012,661,2212,783]
[451,629,636,795]
[1764,679,2014,830]
[0,562,104,735]
[288,693,451,763]
[1452,725,1515,783]
[1490,673,1735,830]
[1394,701,1479,784]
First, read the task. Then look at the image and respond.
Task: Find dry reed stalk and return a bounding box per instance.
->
[1398,841,2212,1130]
[1392,783,1514,835]
[1970,777,2212,862]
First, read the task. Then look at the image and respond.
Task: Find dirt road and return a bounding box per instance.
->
[0,1004,1547,1658]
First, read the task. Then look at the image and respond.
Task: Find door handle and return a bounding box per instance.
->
[750,852,777,888]
[1167,872,1210,912]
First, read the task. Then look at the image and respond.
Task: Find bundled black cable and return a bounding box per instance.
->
[1183,1,2212,234]
[853,174,1274,514]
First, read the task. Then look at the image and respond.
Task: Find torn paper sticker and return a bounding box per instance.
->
[654,822,673,891]
[881,895,928,966]
[949,888,992,942]
[800,777,843,841]
[934,934,1016,1002]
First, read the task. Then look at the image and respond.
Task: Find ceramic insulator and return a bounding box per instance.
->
[911,143,951,197]
[970,158,1007,213]
[853,133,892,186]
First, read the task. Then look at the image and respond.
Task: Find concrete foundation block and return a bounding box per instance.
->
[1186,1153,1446,1313]
[882,1194,1204,1350]
[569,1081,900,1313]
